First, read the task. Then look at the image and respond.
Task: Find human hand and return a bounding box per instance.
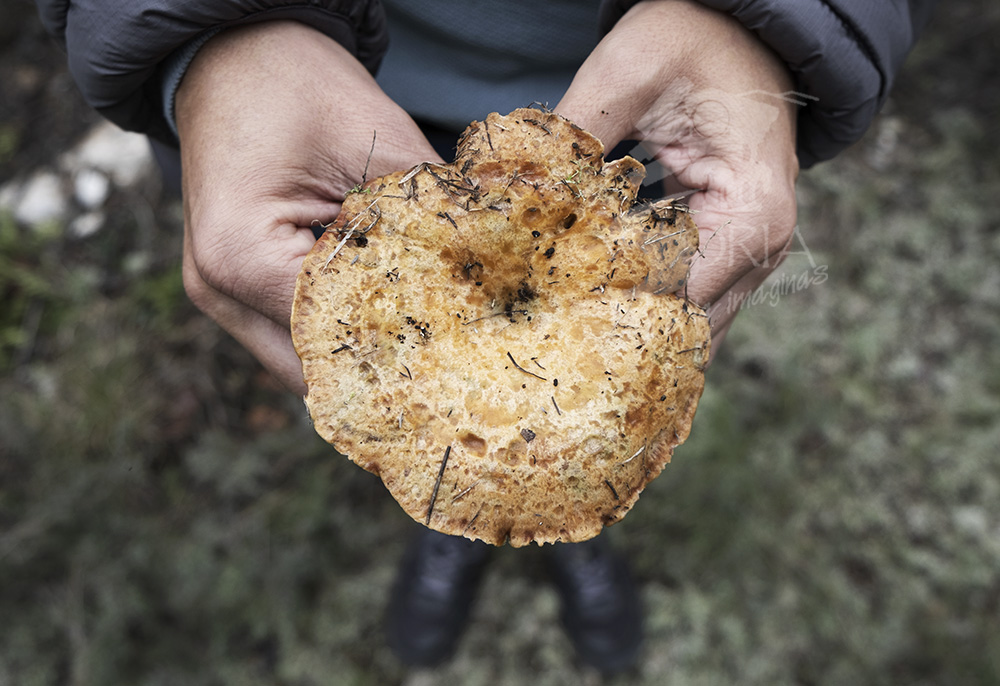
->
[555,0,799,355]
[176,21,441,393]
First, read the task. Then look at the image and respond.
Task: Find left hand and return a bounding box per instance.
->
[176,22,441,393]
[556,0,799,355]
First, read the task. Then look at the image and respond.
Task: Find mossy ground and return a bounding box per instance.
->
[2,3,998,684]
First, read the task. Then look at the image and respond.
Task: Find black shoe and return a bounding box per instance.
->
[385,528,492,666]
[547,536,643,674]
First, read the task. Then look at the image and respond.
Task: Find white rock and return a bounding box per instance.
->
[61,121,153,187]
[74,168,111,210]
[14,170,67,226]
[28,366,60,403]
[953,506,989,537]
[123,251,152,275]
[69,211,106,239]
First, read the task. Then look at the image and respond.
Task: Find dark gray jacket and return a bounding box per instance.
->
[37,0,934,167]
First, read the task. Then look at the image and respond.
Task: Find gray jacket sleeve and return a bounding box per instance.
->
[36,0,387,145]
[599,0,936,167]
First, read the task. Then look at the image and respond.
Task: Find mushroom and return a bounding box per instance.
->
[291,108,710,546]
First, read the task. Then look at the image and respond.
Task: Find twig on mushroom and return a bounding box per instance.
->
[438,211,458,229]
[322,197,382,270]
[425,445,452,525]
[623,444,645,464]
[462,506,483,536]
[642,229,684,246]
[451,480,481,503]
[484,120,494,150]
[398,161,449,186]
[462,310,528,326]
[507,351,547,381]
[523,118,552,135]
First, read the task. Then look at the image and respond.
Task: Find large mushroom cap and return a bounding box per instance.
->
[291,108,710,546]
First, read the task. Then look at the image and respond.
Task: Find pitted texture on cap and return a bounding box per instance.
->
[292,109,710,546]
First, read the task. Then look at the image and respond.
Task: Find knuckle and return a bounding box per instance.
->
[189,232,244,299]
[182,227,245,315]
[181,248,216,313]
[186,227,293,321]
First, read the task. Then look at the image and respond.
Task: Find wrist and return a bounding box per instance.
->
[159,28,225,143]
[175,21,339,144]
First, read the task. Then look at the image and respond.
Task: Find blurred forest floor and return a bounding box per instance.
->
[1,1,999,685]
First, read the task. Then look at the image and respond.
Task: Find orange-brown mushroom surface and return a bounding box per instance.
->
[291,108,710,546]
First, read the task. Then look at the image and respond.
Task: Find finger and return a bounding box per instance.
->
[685,204,796,306]
[184,194,338,327]
[662,144,797,302]
[183,228,308,393]
[703,257,787,351]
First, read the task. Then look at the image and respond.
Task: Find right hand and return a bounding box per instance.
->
[555,0,799,357]
[176,21,441,393]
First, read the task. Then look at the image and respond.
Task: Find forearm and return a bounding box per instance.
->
[557,0,800,353]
